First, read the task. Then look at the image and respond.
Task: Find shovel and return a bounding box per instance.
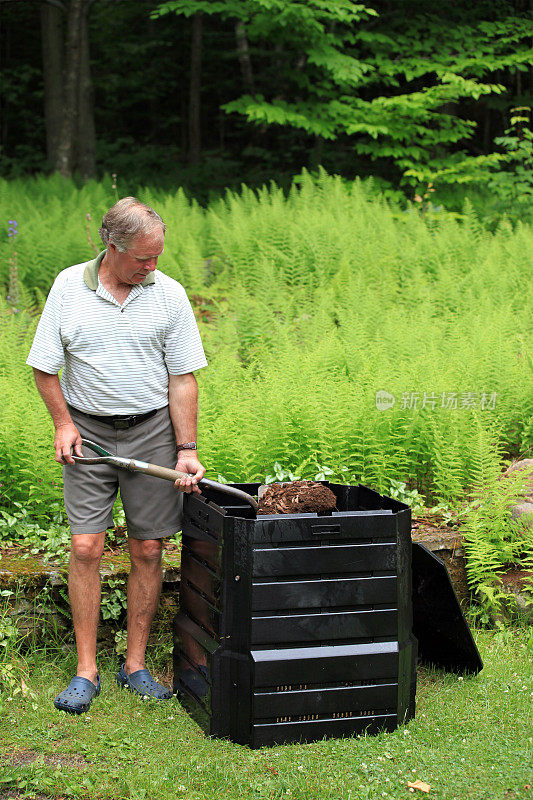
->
[72,438,258,511]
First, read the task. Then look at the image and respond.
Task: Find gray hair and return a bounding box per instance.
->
[99,197,166,252]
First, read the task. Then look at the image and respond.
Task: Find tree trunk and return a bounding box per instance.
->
[310,135,324,170]
[235,20,254,95]
[188,12,203,165]
[180,91,188,159]
[40,1,64,168]
[1,5,12,158]
[56,0,83,177]
[516,66,522,99]
[76,0,95,178]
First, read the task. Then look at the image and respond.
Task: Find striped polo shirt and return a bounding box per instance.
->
[26,250,208,415]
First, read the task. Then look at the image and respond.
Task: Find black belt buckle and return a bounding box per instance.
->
[113,416,136,430]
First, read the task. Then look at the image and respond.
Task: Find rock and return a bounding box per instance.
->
[502,458,533,488]
[510,501,533,524]
[14,609,69,641]
[10,599,32,616]
[492,568,533,625]
[501,459,533,528]
[1,546,181,652]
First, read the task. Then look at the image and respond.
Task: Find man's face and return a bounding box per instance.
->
[111,228,165,285]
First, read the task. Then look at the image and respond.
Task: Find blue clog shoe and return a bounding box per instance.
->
[54,674,101,714]
[116,663,171,700]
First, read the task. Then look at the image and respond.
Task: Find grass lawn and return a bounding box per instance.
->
[0,628,531,800]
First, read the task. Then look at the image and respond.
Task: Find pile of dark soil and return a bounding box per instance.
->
[257,480,338,515]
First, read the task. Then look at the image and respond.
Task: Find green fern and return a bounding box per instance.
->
[462,466,533,615]
[1,172,531,552]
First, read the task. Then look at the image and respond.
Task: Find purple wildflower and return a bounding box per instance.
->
[8,219,18,238]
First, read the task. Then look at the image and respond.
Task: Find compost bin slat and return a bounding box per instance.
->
[252,542,397,576]
[252,714,399,747]
[251,575,398,611]
[251,608,398,645]
[253,682,399,717]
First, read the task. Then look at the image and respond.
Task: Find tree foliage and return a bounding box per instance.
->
[155,0,533,187]
[0,0,532,199]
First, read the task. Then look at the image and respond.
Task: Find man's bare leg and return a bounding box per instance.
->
[69,532,105,684]
[125,538,163,674]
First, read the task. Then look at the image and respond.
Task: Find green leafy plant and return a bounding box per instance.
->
[0,662,22,702]
[386,480,426,513]
[411,182,444,216]
[264,462,302,484]
[488,106,533,220]
[0,501,71,562]
[155,1,532,193]
[2,172,532,611]
[462,465,533,620]
[114,629,128,657]
[101,577,127,622]
[422,501,475,528]
[0,618,19,654]
[0,593,35,707]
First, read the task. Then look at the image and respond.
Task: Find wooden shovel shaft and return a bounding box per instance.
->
[131,460,189,482]
[129,459,259,510]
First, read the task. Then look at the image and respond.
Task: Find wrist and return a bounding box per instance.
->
[54,418,74,430]
[176,441,197,453]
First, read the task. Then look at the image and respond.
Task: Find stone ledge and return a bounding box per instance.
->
[1,529,465,598]
[1,543,181,649]
[411,523,469,607]
[0,544,181,590]
[2,522,528,639]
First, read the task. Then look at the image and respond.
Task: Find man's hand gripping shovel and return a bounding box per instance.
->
[72,439,258,510]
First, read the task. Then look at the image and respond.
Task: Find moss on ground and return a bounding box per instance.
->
[0,545,181,591]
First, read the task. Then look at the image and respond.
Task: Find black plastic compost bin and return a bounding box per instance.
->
[173,482,419,747]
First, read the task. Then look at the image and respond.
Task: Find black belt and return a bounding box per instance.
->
[69,406,159,430]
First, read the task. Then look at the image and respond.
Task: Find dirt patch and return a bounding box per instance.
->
[190,293,216,323]
[497,568,533,588]
[0,749,87,770]
[257,481,338,515]
[0,793,56,800]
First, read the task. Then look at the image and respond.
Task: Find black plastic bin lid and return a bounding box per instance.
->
[412,543,483,675]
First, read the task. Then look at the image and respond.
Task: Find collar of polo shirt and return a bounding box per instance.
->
[83,250,156,291]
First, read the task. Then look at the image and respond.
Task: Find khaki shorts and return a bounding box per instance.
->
[63,406,182,540]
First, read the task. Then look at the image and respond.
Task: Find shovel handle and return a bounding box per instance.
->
[138,463,189,482]
[74,441,259,510]
[132,461,259,510]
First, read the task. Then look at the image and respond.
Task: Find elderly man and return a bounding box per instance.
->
[26,197,207,713]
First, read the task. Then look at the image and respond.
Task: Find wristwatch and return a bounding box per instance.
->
[176,442,197,452]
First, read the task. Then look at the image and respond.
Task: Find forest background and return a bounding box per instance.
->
[1,0,533,212]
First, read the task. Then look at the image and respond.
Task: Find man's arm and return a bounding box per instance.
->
[168,372,205,494]
[32,368,82,465]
